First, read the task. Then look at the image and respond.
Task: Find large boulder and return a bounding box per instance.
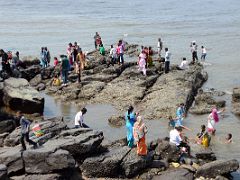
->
[121,149,154,178]
[152,168,194,180]
[0,119,17,134]
[19,65,41,81]
[2,78,44,114]
[108,115,125,127]
[81,146,131,177]
[195,159,239,178]
[23,149,75,174]
[29,74,42,87]
[0,146,24,175]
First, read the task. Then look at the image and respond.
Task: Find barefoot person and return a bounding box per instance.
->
[138,50,147,76]
[207,107,224,135]
[17,111,37,151]
[125,106,136,148]
[133,116,148,156]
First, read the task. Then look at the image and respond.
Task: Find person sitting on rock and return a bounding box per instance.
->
[16,111,38,151]
[177,57,189,70]
[74,107,89,128]
[52,74,61,86]
[170,126,190,155]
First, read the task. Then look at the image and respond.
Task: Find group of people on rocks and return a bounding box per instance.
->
[40,47,51,68]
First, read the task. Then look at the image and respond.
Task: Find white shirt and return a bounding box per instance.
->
[202,48,207,54]
[165,51,171,62]
[74,111,84,126]
[179,60,189,70]
[110,47,117,58]
[170,129,182,146]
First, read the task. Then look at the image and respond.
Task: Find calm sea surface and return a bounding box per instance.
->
[1,0,240,176]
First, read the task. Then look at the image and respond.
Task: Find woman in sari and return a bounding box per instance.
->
[125,106,136,148]
[133,116,148,156]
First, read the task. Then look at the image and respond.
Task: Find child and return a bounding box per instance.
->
[168,116,176,127]
[53,57,59,67]
[196,125,206,144]
[225,133,232,144]
[52,75,61,86]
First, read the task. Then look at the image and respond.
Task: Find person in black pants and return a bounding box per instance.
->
[164,47,171,73]
[17,111,37,151]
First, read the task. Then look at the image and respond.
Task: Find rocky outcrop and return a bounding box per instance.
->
[121,149,154,178]
[1,78,44,114]
[0,164,8,180]
[152,168,194,180]
[190,88,226,115]
[195,159,239,178]
[81,146,131,177]
[108,115,125,127]
[232,87,240,116]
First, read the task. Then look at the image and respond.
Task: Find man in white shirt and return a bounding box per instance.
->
[74,107,89,128]
[164,47,171,73]
[170,126,183,146]
[178,57,189,70]
[110,45,117,65]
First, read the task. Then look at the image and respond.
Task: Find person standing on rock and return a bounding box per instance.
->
[94,32,101,50]
[190,41,198,63]
[201,46,207,62]
[61,55,70,86]
[45,47,51,66]
[133,116,148,156]
[76,50,85,83]
[17,111,38,151]
[138,50,147,76]
[157,38,163,57]
[125,106,136,148]
[0,49,12,75]
[164,47,171,73]
[117,40,124,65]
[74,107,89,128]
[40,47,47,68]
[176,103,186,124]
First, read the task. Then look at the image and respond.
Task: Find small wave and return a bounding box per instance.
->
[200,62,212,66]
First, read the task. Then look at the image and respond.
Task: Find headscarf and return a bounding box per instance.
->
[212,108,219,123]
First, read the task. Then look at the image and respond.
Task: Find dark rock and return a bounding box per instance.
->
[154,139,180,162]
[0,146,24,175]
[40,66,55,80]
[121,149,154,178]
[152,168,194,180]
[23,149,75,174]
[29,74,42,87]
[0,119,17,134]
[195,159,239,178]
[0,164,8,180]
[19,65,41,81]
[150,160,168,169]
[81,146,131,177]
[0,133,9,147]
[195,149,217,161]
[108,115,125,127]
[2,78,44,114]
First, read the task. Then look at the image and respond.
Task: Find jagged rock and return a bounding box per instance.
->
[190,89,226,115]
[121,149,154,178]
[154,139,180,162]
[152,168,194,180]
[40,66,55,80]
[195,149,217,161]
[2,78,44,114]
[108,115,125,127]
[81,146,131,177]
[0,146,24,175]
[0,133,9,147]
[19,65,41,81]
[150,160,168,169]
[36,83,46,91]
[0,164,8,180]
[23,149,75,174]
[0,119,17,134]
[29,74,42,87]
[195,159,239,178]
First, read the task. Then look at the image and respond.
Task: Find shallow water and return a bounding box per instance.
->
[1,0,240,177]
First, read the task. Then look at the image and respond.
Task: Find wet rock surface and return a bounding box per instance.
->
[232,87,240,116]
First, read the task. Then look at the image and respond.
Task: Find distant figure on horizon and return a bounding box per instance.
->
[164,47,171,73]
[201,46,207,61]
[74,107,89,128]
[157,38,163,57]
[190,41,198,63]
[94,32,102,50]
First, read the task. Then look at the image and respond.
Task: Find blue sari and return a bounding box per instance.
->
[125,112,136,148]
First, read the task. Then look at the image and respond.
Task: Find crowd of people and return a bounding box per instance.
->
[1,33,224,158]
